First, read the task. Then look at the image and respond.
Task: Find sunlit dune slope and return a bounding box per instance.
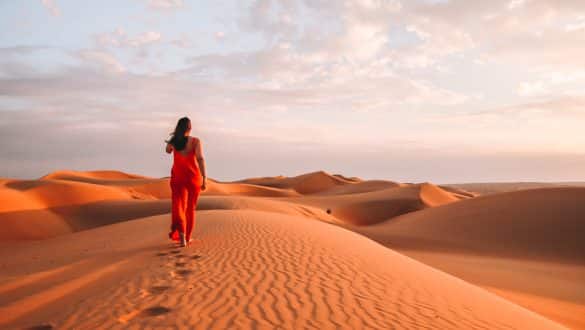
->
[313,179,400,195]
[0,210,562,329]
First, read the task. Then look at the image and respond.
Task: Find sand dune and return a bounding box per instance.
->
[0,172,305,241]
[446,182,585,195]
[397,250,585,329]
[353,187,585,328]
[204,180,301,197]
[313,179,400,196]
[437,185,477,198]
[0,211,562,329]
[0,173,168,241]
[0,176,469,240]
[355,187,585,262]
[198,196,339,224]
[332,173,362,182]
[0,169,582,328]
[284,183,465,225]
[238,170,353,194]
[42,170,148,181]
[0,178,139,213]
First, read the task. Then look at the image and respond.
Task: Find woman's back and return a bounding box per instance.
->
[171,137,201,184]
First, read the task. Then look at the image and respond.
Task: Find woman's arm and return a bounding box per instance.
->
[195,138,207,190]
[165,143,173,154]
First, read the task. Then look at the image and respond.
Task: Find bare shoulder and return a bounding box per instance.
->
[190,136,201,146]
[188,136,200,151]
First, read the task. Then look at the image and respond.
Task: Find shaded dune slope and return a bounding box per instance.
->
[356,187,585,263]
[284,183,465,226]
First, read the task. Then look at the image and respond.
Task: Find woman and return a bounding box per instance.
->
[165,117,207,247]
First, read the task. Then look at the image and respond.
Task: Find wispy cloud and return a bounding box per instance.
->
[40,0,60,17]
[77,50,126,73]
[145,0,183,10]
[96,29,162,48]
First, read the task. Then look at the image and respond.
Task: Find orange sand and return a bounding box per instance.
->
[0,170,581,329]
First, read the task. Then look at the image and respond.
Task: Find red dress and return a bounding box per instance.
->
[169,138,202,242]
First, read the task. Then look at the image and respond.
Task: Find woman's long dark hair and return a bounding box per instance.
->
[166,117,191,151]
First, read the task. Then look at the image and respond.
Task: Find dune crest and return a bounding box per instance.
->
[419,182,461,207]
[238,170,352,194]
[41,170,148,181]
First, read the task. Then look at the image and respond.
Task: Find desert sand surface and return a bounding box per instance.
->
[0,170,582,329]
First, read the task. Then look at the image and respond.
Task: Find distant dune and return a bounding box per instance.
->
[0,169,582,328]
[237,170,353,194]
[283,182,467,226]
[447,181,585,195]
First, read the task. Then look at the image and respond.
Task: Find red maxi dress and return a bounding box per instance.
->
[169,139,202,242]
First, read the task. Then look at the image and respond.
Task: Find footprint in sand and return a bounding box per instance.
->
[175,262,187,267]
[139,306,171,317]
[169,250,181,254]
[190,255,202,260]
[25,325,54,330]
[156,252,169,257]
[171,269,193,277]
[149,285,171,294]
[120,306,171,323]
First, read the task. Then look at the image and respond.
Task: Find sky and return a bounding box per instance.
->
[0,0,584,183]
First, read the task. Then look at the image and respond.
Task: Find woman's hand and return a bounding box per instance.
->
[201,177,207,191]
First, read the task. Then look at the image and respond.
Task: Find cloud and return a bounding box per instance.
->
[507,0,528,10]
[497,96,585,117]
[406,0,585,69]
[146,0,183,9]
[40,0,60,17]
[96,29,162,48]
[518,81,546,96]
[441,96,585,124]
[77,50,126,73]
[215,31,225,40]
[170,35,191,48]
[565,15,585,31]
[518,70,585,96]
